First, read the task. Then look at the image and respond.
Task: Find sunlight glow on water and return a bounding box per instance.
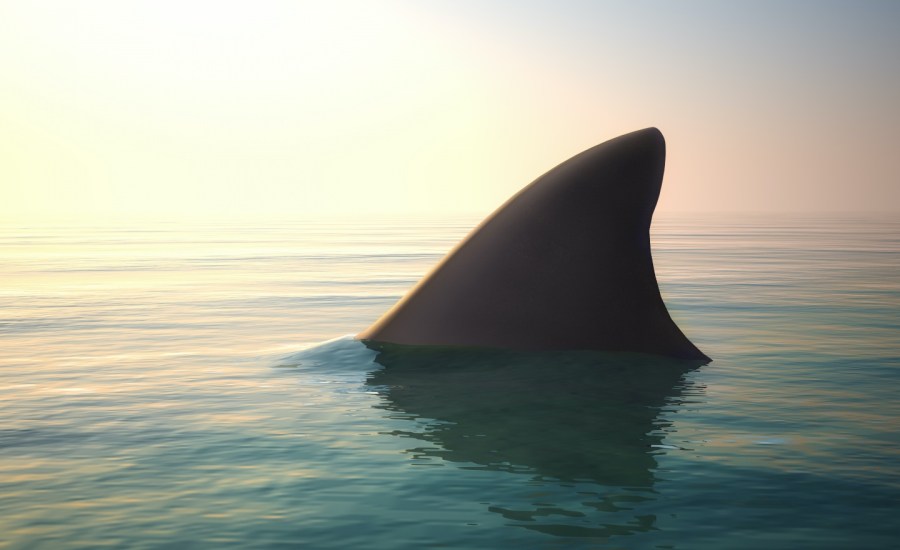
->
[1,215,898,548]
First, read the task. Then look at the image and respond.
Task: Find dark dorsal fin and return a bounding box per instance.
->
[359,128,709,361]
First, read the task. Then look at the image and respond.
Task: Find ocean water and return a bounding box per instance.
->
[1,214,898,549]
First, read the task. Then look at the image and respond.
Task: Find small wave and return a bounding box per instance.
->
[274,335,378,372]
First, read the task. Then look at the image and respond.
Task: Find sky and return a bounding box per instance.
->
[1,0,898,223]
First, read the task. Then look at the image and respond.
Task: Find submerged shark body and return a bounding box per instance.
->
[359,128,708,361]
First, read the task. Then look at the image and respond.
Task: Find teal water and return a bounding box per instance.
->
[1,215,898,548]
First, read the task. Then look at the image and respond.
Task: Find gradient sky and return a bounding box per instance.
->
[2,0,898,223]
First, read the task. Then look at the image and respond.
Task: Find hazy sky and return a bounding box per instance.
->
[2,0,898,222]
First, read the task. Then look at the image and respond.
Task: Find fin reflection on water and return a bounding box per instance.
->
[366,343,705,537]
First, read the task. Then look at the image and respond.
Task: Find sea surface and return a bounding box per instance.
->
[1,214,898,549]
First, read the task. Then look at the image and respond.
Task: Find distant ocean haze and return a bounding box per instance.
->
[0,214,897,548]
